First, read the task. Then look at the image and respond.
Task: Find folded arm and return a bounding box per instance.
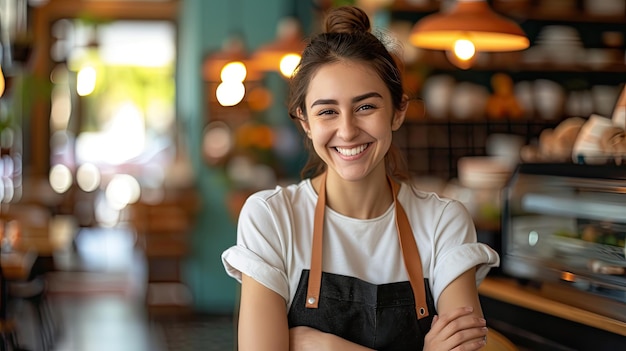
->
[238,274,374,351]
[424,267,489,351]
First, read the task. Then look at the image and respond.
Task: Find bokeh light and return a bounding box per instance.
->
[49,164,73,194]
[279,53,301,78]
[105,174,141,210]
[76,163,102,192]
[216,81,245,106]
[77,66,97,96]
[220,61,247,82]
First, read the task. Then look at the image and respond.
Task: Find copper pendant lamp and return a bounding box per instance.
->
[409,0,529,52]
[252,17,305,77]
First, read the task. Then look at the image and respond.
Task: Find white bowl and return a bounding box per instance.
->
[457,156,514,189]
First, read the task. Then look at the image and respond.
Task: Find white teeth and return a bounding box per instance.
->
[336,144,368,156]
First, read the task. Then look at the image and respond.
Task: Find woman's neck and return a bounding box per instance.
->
[313,168,394,219]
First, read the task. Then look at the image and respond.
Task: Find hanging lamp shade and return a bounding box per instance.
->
[252,17,306,74]
[409,0,529,52]
[203,35,247,82]
[203,34,263,82]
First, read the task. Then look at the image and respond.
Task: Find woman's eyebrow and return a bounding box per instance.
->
[311,99,337,108]
[352,92,382,102]
[310,92,382,108]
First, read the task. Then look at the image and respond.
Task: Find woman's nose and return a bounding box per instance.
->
[337,113,359,140]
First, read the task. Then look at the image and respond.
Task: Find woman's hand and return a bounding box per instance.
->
[289,326,376,351]
[423,306,488,351]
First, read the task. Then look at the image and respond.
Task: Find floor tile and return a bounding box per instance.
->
[51,295,166,351]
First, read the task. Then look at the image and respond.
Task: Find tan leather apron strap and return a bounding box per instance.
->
[306,172,326,309]
[306,173,429,320]
[390,179,430,319]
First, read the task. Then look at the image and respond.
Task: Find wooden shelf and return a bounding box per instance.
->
[403,117,563,125]
[492,2,626,24]
[396,116,561,179]
[413,50,626,74]
[389,0,626,178]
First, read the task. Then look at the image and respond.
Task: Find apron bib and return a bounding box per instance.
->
[288,173,436,350]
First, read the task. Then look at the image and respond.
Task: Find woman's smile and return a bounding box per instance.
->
[334,143,371,157]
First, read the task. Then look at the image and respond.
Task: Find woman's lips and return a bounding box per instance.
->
[334,143,370,157]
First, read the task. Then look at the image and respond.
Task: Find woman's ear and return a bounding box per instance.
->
[391,95,408,131]
[296,107,305,120]
[297,108,311,138]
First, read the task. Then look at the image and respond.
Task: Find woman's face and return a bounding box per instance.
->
[299,60,406,182]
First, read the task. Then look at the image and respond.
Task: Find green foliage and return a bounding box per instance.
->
[82,64,175,132]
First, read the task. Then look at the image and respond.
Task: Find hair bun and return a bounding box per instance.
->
[325,6,371,34]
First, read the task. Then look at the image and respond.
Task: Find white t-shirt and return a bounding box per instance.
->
[222,179,500,310]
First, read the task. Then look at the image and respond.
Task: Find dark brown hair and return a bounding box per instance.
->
[288,6,410,182]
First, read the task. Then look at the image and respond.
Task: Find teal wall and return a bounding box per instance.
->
[176,0,300,313]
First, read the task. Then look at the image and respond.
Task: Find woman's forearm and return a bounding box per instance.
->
[239,275,374,351]
[289,326,376,351]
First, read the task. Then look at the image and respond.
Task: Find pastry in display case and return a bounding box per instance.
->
[501,162,626,322]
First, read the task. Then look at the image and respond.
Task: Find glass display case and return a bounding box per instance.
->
[501,163,626,322]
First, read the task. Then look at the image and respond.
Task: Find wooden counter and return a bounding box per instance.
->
[0,250,37,280]
[479,277,626,337]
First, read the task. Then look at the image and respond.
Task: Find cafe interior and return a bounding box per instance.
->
[0,0,625,350]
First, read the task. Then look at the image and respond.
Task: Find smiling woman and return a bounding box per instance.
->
[222,5,499,351]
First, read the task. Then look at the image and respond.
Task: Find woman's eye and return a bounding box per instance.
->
[318,109,335,116]
[357,104,375,112]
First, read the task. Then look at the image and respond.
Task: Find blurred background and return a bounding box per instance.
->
[0,0,625,350]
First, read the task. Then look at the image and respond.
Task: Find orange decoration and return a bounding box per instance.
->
[247,87,273,112]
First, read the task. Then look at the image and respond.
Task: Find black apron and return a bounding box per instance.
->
[288,173,437,350]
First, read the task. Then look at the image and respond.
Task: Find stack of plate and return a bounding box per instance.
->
[535,25,585,65]
[457,156,514,189]
[585,0,626,16]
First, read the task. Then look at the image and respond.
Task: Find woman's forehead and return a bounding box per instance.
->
[305,61,387,102]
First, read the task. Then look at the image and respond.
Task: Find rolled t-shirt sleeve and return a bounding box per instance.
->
[431,200,500,305]
[221,193,290,302]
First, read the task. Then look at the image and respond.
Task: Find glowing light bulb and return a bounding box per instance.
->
[446,38,478,70]
[453,39,476,61]
[216,81,245,106]
[279,53,301,78]
[220,61,247,83]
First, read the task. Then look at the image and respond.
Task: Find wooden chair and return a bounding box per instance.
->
[0,319,21,351]
[0,250,37,351]
[8,273,57,351]
[129,186,200,318]
[0,205,70,351]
